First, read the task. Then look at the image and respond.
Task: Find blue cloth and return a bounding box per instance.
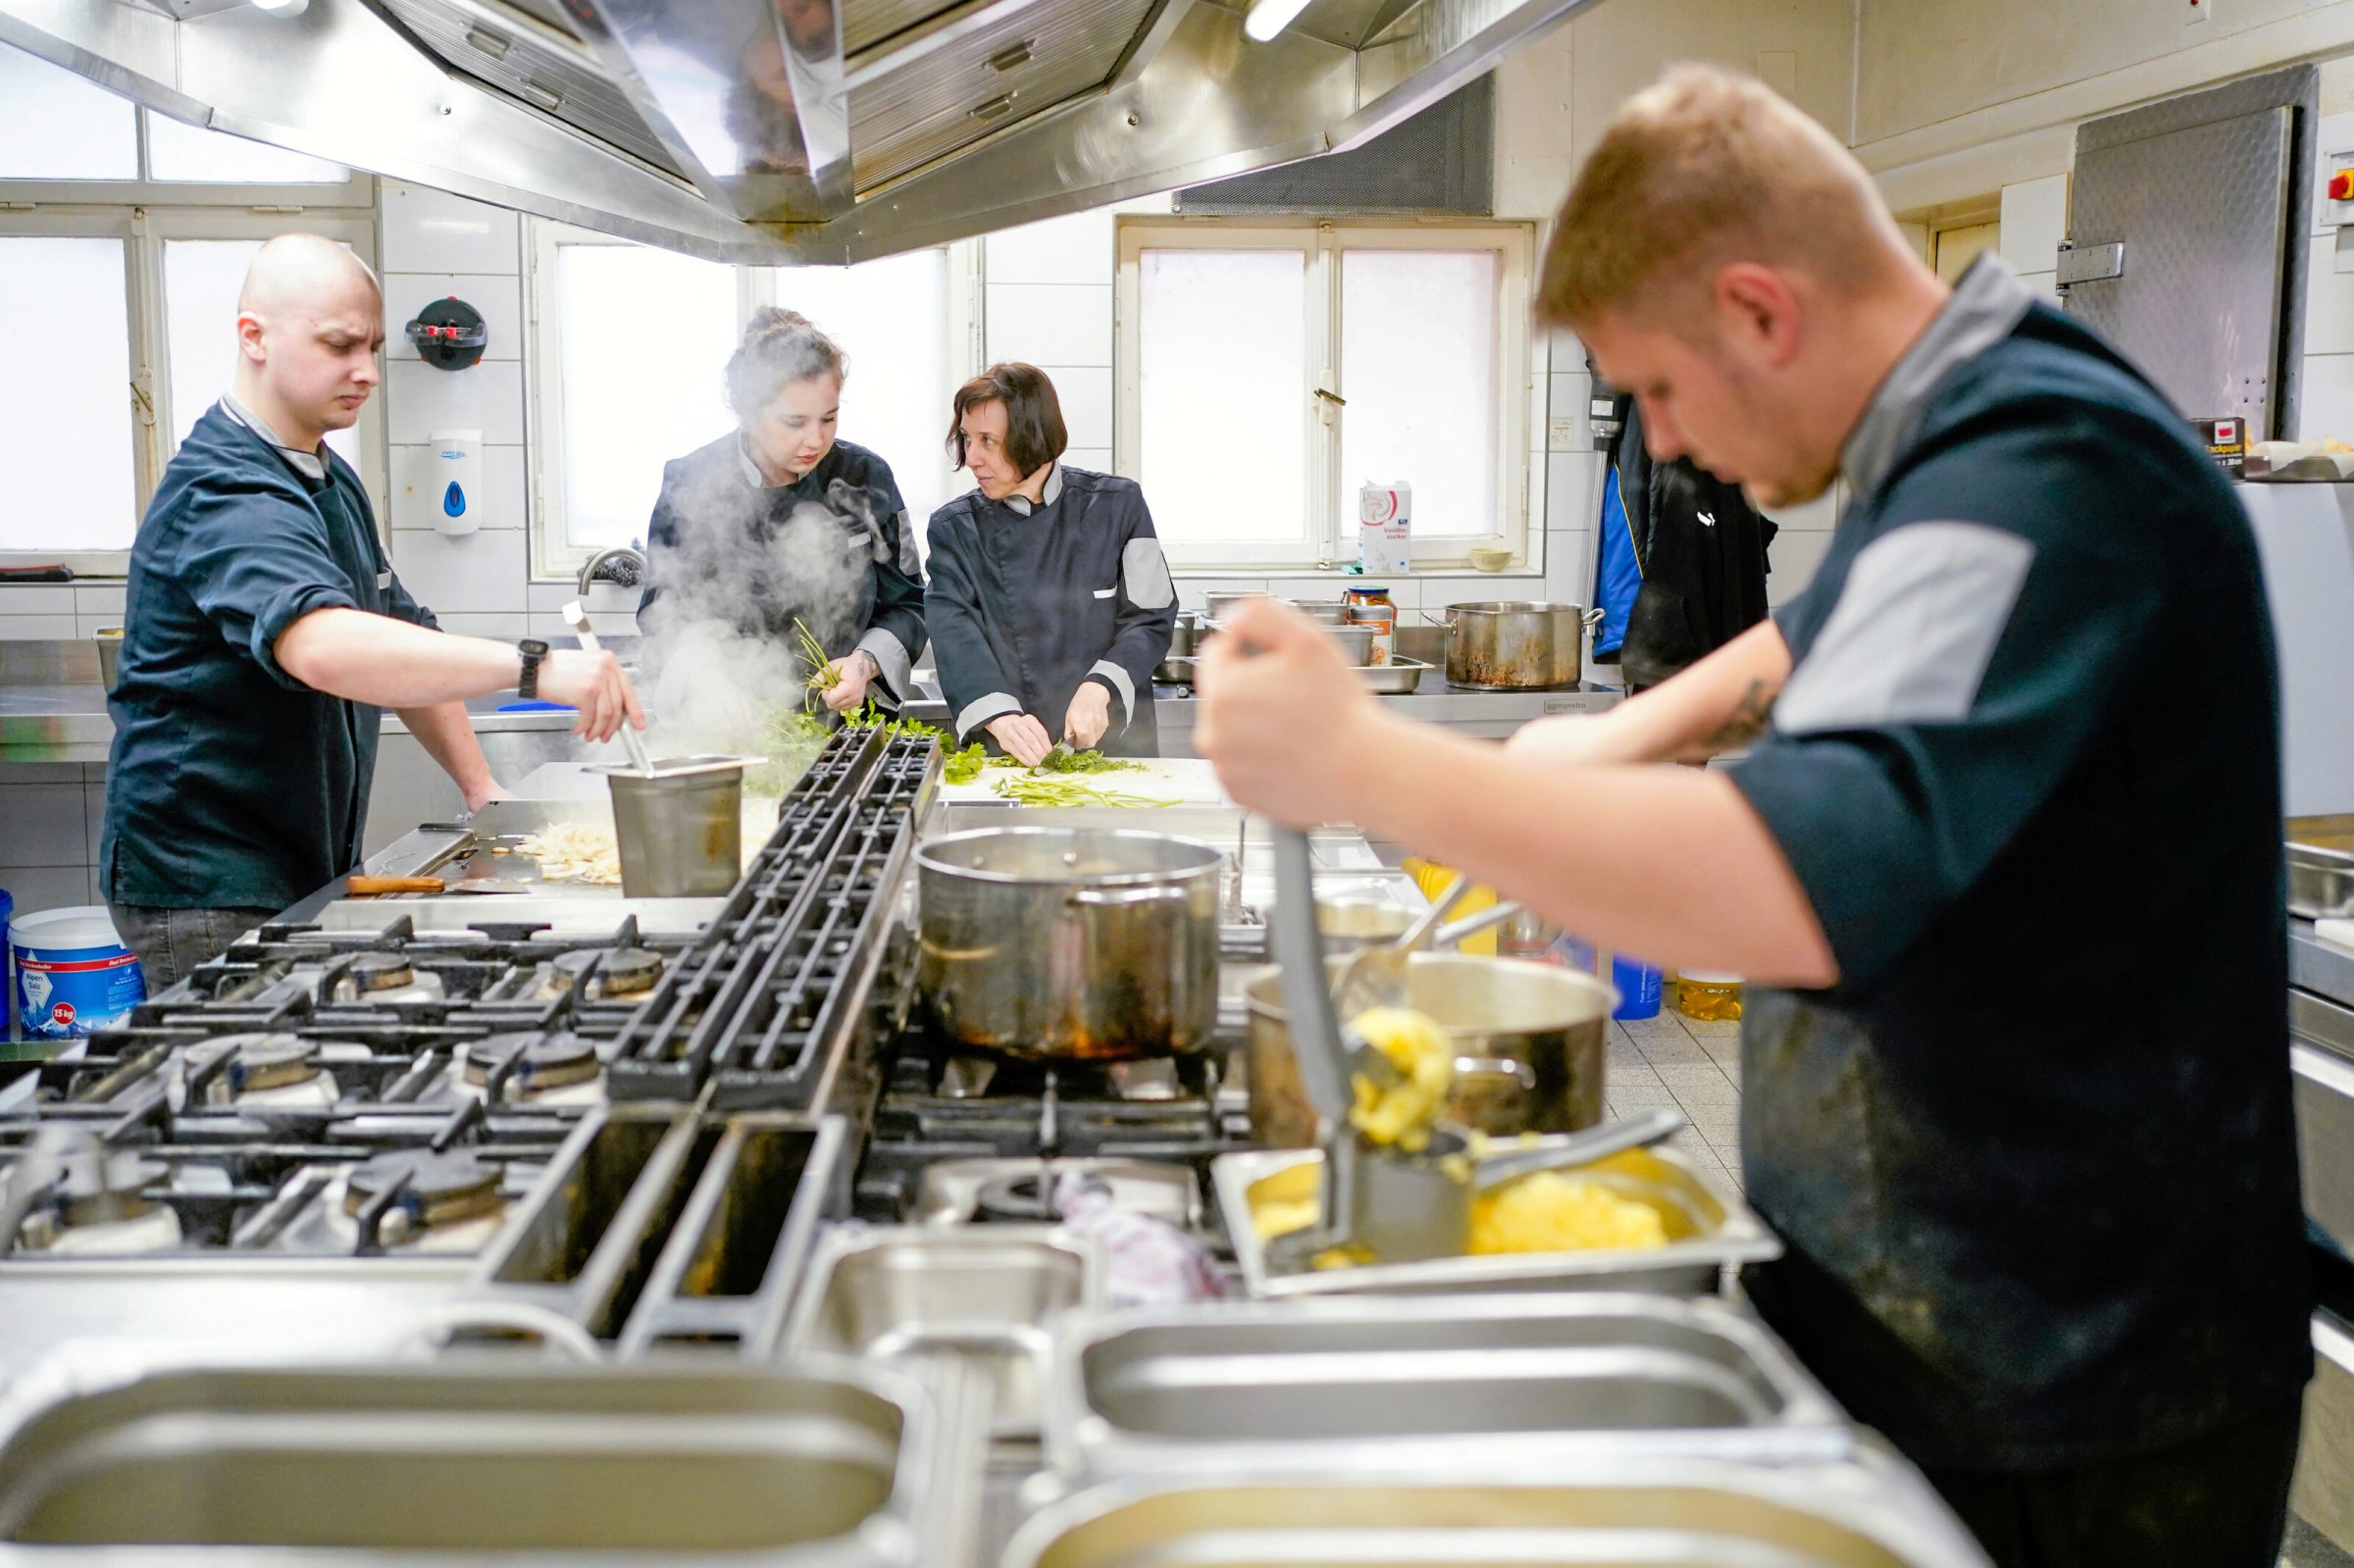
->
[101,404,436,911]
[1591,464,1642,658]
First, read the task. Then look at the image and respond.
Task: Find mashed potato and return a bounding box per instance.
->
[1347,1006,1453,1150]
[1469,1170,1668,1255]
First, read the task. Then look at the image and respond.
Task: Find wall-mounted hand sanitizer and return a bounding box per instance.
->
[431,429,484,535]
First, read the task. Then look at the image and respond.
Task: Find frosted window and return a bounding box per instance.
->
[1139,249,1307,549]
[147,114,348,184]
[558,245,740,549]
[0,238,134,550]
[164,239,361,469]
[1340,249,1500,539]
[0,42,136,179]
[764,248,953,542]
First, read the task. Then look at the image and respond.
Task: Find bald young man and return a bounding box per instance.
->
[1198,68,2308,1566]
[101,234,644,986]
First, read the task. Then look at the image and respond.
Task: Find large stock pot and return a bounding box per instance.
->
[916,828,1223,1062]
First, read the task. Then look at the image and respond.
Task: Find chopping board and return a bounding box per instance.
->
[934,756,1231,808]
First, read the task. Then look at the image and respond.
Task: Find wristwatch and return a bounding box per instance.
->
[516,638,549,699]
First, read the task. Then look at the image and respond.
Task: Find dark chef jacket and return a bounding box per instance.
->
[1727,256,2311,1471]
[637,434,926,703]
[925,463,1177,757]
[101,399,437,912]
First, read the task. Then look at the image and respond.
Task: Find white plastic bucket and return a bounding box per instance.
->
[11,906,145,1041]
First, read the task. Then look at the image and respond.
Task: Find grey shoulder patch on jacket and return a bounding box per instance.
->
[1773,521,2035,735]
[1121,537,1175,610]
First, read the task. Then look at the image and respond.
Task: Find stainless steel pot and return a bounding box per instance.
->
[588,755,752,898]
[918,828,1223,1061]
[1244,952,1616,1143]
[1443,602,1606,690]
[1164,613,1200,662]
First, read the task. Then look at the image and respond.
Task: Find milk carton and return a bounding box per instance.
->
[1357,481,1411,574]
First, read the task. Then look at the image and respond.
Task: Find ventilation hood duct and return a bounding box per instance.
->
[0,0,1593,262]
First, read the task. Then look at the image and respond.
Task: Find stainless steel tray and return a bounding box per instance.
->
[0,1354,953,1563]
[1047,1292,1851,1480]
[783,1225,1101,1441]
[2290,817,2354,919]
[1213,1144,1779,1297]
[1004,1447,1994,1568]
[1353,656,1432,694]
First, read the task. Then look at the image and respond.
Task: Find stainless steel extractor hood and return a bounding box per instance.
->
[0,0,1595,263]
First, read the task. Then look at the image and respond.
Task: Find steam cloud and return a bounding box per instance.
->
[637,455,877,758]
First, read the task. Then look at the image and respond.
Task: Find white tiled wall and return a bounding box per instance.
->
[0,764,109,916]
[2300,108,2354,442]
[378,183,547,642]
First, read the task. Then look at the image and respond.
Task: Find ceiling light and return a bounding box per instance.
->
[247,0,310,15]
[1244,0,1312,42]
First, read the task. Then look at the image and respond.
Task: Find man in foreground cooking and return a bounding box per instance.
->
[102,234,642,987]
[1197,67,2309,1566]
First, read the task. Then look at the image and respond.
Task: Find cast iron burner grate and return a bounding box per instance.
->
[603,729,931,1108]
[851,1033,1253,1222]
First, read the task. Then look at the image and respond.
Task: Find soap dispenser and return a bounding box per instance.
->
[430,429,484,535]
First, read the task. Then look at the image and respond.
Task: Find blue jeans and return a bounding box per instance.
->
[107,904,275,992]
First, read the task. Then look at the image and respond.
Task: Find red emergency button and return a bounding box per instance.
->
[2330,171,2354,201]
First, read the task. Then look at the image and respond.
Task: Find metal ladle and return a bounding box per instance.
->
[1267,825,1685,1269]
[561,600,654,775]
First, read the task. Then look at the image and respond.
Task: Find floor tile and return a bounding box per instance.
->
[1651,1056,1726,1082]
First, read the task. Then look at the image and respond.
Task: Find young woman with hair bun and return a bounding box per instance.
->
[638,307,924,713]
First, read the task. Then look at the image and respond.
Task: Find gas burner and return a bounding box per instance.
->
[345,1148,505,1239]
[333,952,445,1004]
[183,1033,339,1109]
[550,946,664,1002]
[348,952,415,991]
[465,1032,602,1102]
[3,1128,181,1254]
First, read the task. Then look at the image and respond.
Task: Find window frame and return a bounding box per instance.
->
[0,202,385,572]
[524,218,984,582]
[1114,216,1546,575]
[0,91,375,210]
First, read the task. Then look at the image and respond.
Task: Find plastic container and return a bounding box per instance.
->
[1610,956,1663,1020]
[1543,934,1663,1021]
[1675,971,1745,1022]
[11,905,145,1045]
[0,886,13,1046]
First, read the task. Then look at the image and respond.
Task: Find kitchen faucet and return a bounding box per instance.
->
[576,545,647,595]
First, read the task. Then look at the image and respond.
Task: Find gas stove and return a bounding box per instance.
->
[0,921,672,1258]
[851,1030,1254,1224]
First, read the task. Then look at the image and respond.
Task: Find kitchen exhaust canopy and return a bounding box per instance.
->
[0,0,1593,262]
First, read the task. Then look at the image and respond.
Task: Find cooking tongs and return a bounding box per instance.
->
[1266,826,1682,1269]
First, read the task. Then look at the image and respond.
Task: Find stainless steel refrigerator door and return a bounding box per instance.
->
[2066,105,2295,437]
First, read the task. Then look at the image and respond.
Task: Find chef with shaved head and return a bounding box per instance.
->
[100,233,645,986]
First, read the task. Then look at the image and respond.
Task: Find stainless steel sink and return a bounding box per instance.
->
[786,1226,1100,1441]
[1049,1293,1851,1479]
[1004,1453,1995,1568]
[0,1359,942,1560]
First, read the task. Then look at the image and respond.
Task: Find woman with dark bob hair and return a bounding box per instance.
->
[925,363,1177,761]
[638,307,925,714]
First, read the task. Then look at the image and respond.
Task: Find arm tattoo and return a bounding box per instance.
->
[1694,680,1778,753]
